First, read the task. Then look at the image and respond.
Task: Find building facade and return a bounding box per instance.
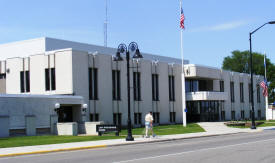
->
[0,38,266,127]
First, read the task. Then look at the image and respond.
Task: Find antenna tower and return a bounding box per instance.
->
[104,0,108,47]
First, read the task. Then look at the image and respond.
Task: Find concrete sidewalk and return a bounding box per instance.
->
[0,122,270,157]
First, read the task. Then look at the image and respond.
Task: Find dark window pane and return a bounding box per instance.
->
[117,71,121,100]
[172,76,175,101]
[112,70,116,100]
[138,113,142,124]
[138,73,141,100]
[230,82,235,102]
[95,113,99,121]
[220,80,224,92]
[45,69,50,91]
[93,69,98,99]
[113,113,116,125]
[51,68,56,90]
[156,75,159,100]
[20,71,25,93]
[25,71,30,92]
[152,74,159,101]
[118,113,121,125]
[90,114,94,122]
[152,74,155,100]
[89,68,93,100]
[134,113,137,124]
[240,83,244,102]
[89,68,98,100]
[133,72,137,100]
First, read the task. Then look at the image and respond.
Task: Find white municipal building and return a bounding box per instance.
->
[0,37,266,136]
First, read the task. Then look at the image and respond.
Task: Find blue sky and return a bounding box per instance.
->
[0,0,274,68]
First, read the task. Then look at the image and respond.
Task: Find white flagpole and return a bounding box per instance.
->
[180,0,187,127]
[264,53,270,120]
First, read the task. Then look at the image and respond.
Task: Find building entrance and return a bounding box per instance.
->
[57,106,73,122]
[187,101,220,122]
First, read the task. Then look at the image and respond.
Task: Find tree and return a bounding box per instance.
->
[222,50,275,102]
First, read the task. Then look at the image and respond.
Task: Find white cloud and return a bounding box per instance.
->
[190,20,249,32]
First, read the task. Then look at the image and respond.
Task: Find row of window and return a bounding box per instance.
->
[186,80,214,92]
[20,68,56,93]
[229,81,261,103]
[221,110,262,121]
[89,68,176,102]
[108,112,172,126]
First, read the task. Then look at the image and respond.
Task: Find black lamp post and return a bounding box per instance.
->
[249,21,275,129]
[114,42,143,141]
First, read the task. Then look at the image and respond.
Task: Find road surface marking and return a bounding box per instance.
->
[114,137,275,163]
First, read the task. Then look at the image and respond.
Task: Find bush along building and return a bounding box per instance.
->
[0,38,265,136]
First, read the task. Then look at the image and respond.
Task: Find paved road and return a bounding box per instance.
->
[1,130,275,163]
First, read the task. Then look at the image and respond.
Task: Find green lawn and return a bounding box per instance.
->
[258,123,275,127]
[0,123,204,148]
[120,123,205,135]
[0,135,123,148]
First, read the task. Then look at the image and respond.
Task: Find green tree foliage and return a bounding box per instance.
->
[222,50,275,102]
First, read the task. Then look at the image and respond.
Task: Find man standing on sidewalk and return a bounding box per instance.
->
[145,112,154,138]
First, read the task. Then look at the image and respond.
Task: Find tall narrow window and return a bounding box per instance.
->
[45,69,50,91]
[221,111,225,121]
[45,68,55,91]
[112,70,121,100]
[258,110,261,119]
[153,112,160,123]
[241,110,245,120]
[134,113,142,125]
[113,113,122,126]
[240,83,244,103]
[20,71,25,93]
[230,82,235,102]
[169,75,175,101]
[89,68,98,100]
[249,84,252,103]
[170,112,176,123]
[133,72,141,101]
[25,71,30,92]
[257,85,261,103]
[231,110,235,120]
[220,80,224,92]
[152,74,159,101]
[51,68,56,90]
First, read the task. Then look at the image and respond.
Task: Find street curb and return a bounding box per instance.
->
[0,145,106,158]
[108,131,261,147]
[0,130,263,157]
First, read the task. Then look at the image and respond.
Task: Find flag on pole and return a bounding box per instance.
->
[180,6,185,29]
[260,80,268,97]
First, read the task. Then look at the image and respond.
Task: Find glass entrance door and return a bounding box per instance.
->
[57,106,73,122]
[187,101,220,122]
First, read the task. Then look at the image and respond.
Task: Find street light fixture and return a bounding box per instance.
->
[114,42,143,141]
[249,21,275,129]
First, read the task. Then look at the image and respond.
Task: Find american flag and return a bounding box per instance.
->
[180,7,185,29]
[260,80,268,97]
